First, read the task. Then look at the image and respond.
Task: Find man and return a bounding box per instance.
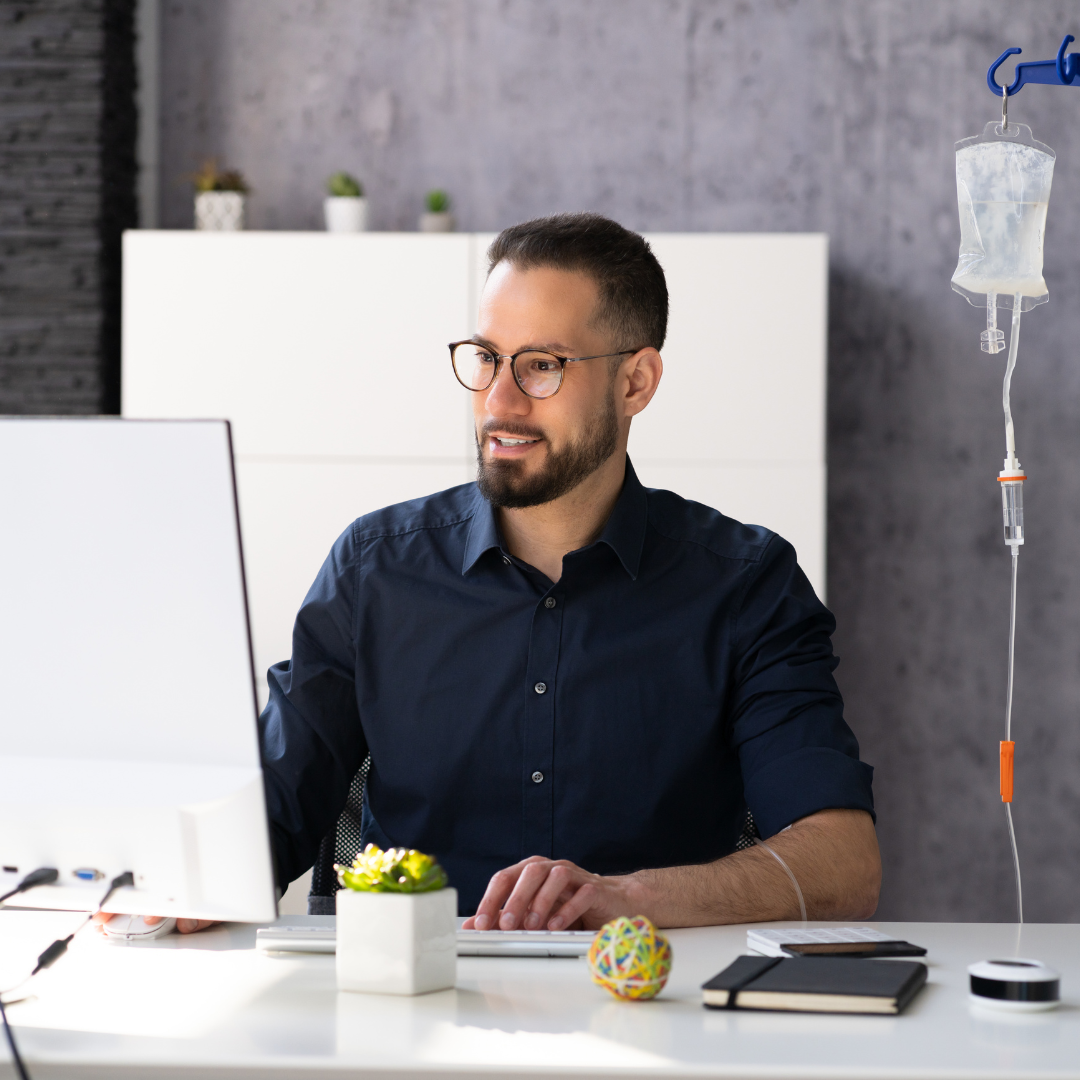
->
[152,212,879,935]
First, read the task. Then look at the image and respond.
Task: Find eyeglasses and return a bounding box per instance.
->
[449,341,636,400]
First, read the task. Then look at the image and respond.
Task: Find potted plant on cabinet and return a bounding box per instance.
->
[324,172,368,232]
[419,189,454,232]
[335,844,456,995]
[192,159,249,231]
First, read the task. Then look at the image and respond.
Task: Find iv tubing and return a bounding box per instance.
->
[1003,295,1022,462]
[753,836,807,924]
[1004,543,1023,923]
[1001,291,1023,925]
[1006,803,1023,924]
[1005,545,1018,745]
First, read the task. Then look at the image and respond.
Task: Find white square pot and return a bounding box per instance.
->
[418,211,455,232]
[336,887,457,995]
[194,191,245,231]
[324,196,368,232]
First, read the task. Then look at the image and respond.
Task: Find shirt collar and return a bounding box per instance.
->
[594,457,647,579]
[461,487,503,575]
[461,457,647,580]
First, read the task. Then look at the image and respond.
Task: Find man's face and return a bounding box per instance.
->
[472,262,622,508]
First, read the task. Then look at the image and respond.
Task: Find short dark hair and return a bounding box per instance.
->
[486,213,668,352]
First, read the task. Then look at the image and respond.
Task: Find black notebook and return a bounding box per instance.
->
[702,955,928,1015]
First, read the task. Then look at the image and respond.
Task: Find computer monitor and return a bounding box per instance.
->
[0,418,277,922]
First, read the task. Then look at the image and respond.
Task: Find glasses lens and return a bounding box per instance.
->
[453,344,497,390]
[514,353,563,398]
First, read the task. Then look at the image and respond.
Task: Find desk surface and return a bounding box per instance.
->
[2,913,1078,1079]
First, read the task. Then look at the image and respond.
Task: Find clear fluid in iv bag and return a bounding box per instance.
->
[951,125,1055,311]
[954,199,1049,299]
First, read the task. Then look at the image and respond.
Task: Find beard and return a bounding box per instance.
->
[476,393,619,509]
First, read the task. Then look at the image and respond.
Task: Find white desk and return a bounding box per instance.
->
[2,914,1078,1078]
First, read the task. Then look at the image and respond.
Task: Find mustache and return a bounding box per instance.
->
[479,420,546,441]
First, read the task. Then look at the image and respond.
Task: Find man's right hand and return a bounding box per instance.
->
[91,912,218,934]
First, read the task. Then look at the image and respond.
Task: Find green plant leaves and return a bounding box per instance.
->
[336,844,449,893]
[191,158,249,193]
[328,172,363,198]
[425,189,450,213]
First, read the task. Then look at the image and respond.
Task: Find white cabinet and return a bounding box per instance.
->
[123,231,826,702]
[631,234,827,605]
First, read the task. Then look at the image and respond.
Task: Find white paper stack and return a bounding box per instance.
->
[746,927,900,957]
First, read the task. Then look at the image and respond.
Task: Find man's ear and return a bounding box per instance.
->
[620,348,663,419]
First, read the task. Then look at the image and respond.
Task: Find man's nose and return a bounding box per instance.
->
[482,359,532,417]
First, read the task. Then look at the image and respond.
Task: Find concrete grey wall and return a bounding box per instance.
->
[160,0,1080,922]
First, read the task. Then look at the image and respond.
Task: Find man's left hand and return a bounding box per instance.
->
[461,855,640,931]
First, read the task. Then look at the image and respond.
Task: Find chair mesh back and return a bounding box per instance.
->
[734,807,760,850]
[309,756,370,908]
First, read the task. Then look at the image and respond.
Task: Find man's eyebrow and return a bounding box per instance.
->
[470,336,576,355]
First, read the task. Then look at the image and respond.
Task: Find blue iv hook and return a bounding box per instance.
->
[987,35,1080,96]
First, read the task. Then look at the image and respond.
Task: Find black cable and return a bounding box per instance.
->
[0,870,134,1080]
[29,871,134,976]
[0,869,58,907]
[0,867,60,1080]
[0,992,29,1080]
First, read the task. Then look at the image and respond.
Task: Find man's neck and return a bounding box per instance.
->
[497,453,627,583]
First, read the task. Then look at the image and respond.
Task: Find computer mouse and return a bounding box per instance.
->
[103,914,177,941]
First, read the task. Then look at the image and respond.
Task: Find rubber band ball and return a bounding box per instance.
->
[587,915,672,1000]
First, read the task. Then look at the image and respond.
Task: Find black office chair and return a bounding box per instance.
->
[308,756,370,915]
[306,758,760,914]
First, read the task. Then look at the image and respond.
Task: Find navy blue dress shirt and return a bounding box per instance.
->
[259,458,874,914]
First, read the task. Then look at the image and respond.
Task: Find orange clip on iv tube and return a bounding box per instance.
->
[1000,740,1015,803]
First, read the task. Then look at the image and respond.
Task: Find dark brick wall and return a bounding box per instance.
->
[0,0,136,415]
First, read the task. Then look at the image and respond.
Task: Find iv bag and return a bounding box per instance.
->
[951,122,1055,312]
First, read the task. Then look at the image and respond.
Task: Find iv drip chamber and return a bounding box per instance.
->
[999,471,1025,545]
[952,122,1055,312]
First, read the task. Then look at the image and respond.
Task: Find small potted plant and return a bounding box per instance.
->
[191,159,249,231]
[419,189,454,232]
[324,172,368,232]
[335,844,456,995]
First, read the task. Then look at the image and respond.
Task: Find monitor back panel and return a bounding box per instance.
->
[0,419,276,920]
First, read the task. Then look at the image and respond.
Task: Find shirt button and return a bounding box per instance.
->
[544,597,556,609]
[531,771,544,784]
[534,681,547,694]
[502,556,511,565]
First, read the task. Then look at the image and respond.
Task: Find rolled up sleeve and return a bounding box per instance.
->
[728,534,874,839]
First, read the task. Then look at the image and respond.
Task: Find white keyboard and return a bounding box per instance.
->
[256,925,336,953]
[255,922,594,957]
[457,929,594,957]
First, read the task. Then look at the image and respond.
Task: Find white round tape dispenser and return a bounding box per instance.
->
[968,958,1061,1012]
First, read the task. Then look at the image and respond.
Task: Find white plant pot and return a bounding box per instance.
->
[418,211,455,233]
[336,888,457,995]
[194,191,245,231]
[324,196,368,233]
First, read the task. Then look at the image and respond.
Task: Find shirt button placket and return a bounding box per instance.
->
[522,592,563,858]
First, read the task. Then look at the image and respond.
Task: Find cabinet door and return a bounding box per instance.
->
[123,231,475,459]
